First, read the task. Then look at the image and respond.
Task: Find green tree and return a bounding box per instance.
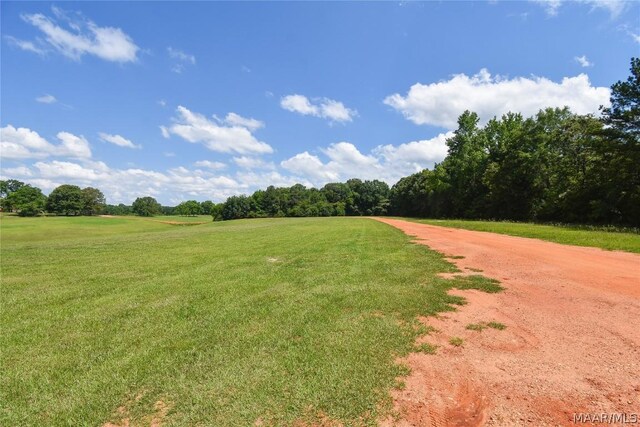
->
[81,187,106,215]
[176,200,202,216]
[442,110,489,218]
[6,185,47,216]
[132,196,161,217]
[601,57,639,139]
[597,57,640,225]
[210,203,224,221]
[221,195,252,220]
[0,179,25,211]
[47,185,84,215]
[200,200,215,215]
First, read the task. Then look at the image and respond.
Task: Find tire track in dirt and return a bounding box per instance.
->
[375,218,640,427]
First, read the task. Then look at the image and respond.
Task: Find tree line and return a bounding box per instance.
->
[390,58,638,226]
[2,58,637,226]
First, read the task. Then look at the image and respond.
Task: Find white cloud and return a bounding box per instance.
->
[384,69,610,129]
[233,156,275,170]
[5,158,296,204]
[194,160,227,170]
[281,133,451,187]
[533,0,563,16]
[158,99,167,107]
[160,126,170,139]
[4,35,47,55]
[18,8,139,62]
[281,152,340,182]
[168,47,195,73]
[36,94,57,104]
[166,106,273,155]
[0,125,91,160]
[281,94,319,116]
[2,166,33,177]
[533,0,628,18]
[280,94,357,123]
[167,47,195,64]
[320,100,356,123]
[627,30,640,44]
[99,132,140,149]
[575,55,593,67]
[56,132,92,158]
[224,113,264,131]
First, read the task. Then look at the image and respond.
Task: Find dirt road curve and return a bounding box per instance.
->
[374,218,640,427]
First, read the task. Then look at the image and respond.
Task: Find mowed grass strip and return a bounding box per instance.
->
[408,218,640,253]
[1,216,491,426]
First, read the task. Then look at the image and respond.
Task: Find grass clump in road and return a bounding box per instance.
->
[449,337,464,347]
[466,321,507,332]
[487,321,506,330]
[409,219,640,253]
[466,323,487,332]
[0,216,499,426]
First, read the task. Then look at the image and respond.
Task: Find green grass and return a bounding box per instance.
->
[407,219,640,253]
[0,216,497,426]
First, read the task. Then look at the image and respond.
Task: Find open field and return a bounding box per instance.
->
[0,216,498,426]
[408,218,640,253]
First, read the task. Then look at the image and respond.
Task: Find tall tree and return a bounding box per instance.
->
[597,57,640,225]
[5,185,47,216]
[176,200,202,216]
[0,179,25,211]
[132,196,161,217]
[47,185,84,215]
[81,187,106,215]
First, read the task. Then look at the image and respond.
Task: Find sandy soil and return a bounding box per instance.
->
[374,218,640,427]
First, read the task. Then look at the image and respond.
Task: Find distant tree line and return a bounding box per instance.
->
[2,58,637,226]
[1,182,106,217]
[216,179,390,220]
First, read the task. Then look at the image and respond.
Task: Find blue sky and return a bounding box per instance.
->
[1,1,638,204]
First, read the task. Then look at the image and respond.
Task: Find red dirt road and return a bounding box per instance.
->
[374,218,640,427]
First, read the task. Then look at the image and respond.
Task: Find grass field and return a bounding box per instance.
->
[0,216,499,426]
[409,219,640,253]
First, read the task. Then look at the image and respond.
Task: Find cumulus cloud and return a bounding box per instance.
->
[281,133,451,187]
[384,69,610,129]
[575,55,593,67]
[233,156,275,170]
[280,94,357,123]
[223,113,264,131]
[98,132,140,149]
[4,158,304,204]
[373,132,452,174]
[168,47,196,73]
[36,94,57,104]
[16,7,139,62]
[0,125,91,160]
[56,132,92,158]
[194,160,227,170]
[166,106,273,155]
